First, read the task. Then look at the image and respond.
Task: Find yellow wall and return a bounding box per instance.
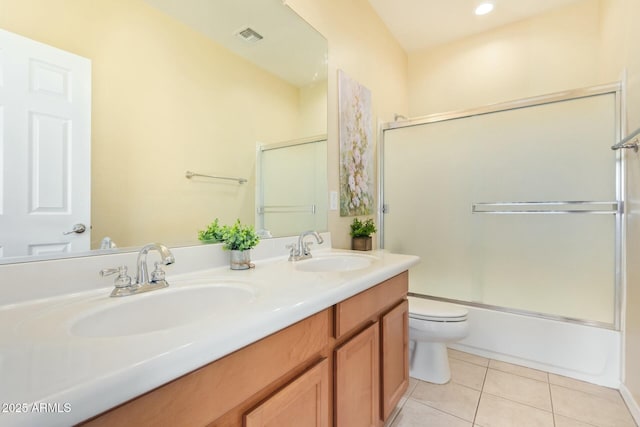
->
[0,0,307,249]
[287,0,409,249]
[407,0,617,116]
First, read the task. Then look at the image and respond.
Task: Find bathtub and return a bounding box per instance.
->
[447,304,621,388]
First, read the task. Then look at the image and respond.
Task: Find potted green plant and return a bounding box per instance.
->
[221,219,260,270]
[197,218,225,243]
[349,217,377,251]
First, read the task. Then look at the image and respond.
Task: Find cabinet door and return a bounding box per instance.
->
[381,299,409,420]
[335,322,380,427]
[244,358,329,427]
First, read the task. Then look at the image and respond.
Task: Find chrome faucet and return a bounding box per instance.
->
[100,243,175,297]
[136,243,175,286]
[288,230,323,261]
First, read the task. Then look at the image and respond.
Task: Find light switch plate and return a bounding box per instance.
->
[330,191,338,210]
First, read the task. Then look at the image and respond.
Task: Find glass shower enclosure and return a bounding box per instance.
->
[381,85,622,328]
[256,136,327,237]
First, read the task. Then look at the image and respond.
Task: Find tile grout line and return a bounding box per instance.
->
[472,359,490,425]
[547,372,557,427]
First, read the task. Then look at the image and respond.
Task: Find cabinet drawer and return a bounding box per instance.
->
[335,271,408,339]
[244,358,329,427]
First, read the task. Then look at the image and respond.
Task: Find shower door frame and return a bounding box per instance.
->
[379,83,624,330]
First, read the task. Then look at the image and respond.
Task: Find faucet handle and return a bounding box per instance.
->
[150,262,166,282]
[100,266,132,288]
[286,243,299,261]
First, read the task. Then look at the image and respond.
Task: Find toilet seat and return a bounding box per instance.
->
[408,296,468,322]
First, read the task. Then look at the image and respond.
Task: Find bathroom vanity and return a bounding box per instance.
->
[0,235,419,427]
[81,272,408,427]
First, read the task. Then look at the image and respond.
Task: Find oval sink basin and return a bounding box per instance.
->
[70,284,255,338]
[295,253,375,272]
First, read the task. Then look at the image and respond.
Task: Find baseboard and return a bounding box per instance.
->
[620,383,640,426]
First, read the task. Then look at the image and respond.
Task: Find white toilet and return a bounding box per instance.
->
[408,296,469,384]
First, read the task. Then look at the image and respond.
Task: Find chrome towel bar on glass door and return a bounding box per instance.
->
[257,204,316,214]
[472,201,620,214]
[185,170,247,184]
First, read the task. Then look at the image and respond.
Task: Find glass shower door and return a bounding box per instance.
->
[382,89,620,326]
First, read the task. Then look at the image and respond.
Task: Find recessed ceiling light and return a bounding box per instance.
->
[475,2,494,15]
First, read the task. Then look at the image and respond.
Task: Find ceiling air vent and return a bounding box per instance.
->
[235,27,264,43]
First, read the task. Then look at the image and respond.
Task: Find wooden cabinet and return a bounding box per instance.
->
[334,272,409,427]
[244,358,329,427]
[381,299,409,420]
[81,272,409,427]
[335,323,380,427]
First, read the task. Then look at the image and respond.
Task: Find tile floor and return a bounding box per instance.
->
[387,349,638,427]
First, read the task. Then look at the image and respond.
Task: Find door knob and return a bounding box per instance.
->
[63,223,87,235]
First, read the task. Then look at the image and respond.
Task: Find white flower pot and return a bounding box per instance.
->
[230,250,252,270]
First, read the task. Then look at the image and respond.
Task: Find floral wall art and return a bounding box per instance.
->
[338,70,374,216]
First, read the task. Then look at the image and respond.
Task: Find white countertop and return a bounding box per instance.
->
[0,247,419,427]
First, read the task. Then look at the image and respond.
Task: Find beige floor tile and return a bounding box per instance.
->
[385,378,421,427]
[391,398,472,427]
[450,358,487,391]
[410,380,481,422]
[550,384,636,427]
[448,348,490,367]
[474,393,554,427]
[406,377,419,397]
[483,369,552,411]
[554,414,600,427]
[488,360,548,382]
[549,373,622,403]
[385,391,412,426]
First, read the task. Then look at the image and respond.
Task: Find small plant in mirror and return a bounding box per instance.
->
[198,218,225,243]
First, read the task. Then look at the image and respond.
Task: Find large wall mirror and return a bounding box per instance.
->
[0,0,328,263]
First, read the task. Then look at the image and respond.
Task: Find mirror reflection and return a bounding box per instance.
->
[0,0,328,263]
[257,135,328,237]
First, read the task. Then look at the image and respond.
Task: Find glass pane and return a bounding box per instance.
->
[259,140,327,236]
[471,214,615,323]
[383,92,618,325]
[384,120,476,301]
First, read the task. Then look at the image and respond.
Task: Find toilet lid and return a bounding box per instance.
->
[408,296,468,321]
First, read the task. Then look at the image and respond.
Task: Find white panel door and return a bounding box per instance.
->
[0,29,91,258]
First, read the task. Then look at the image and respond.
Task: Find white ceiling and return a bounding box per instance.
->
[367,0,586,52]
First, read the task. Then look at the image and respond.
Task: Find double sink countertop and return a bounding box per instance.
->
[0,246,419,427]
